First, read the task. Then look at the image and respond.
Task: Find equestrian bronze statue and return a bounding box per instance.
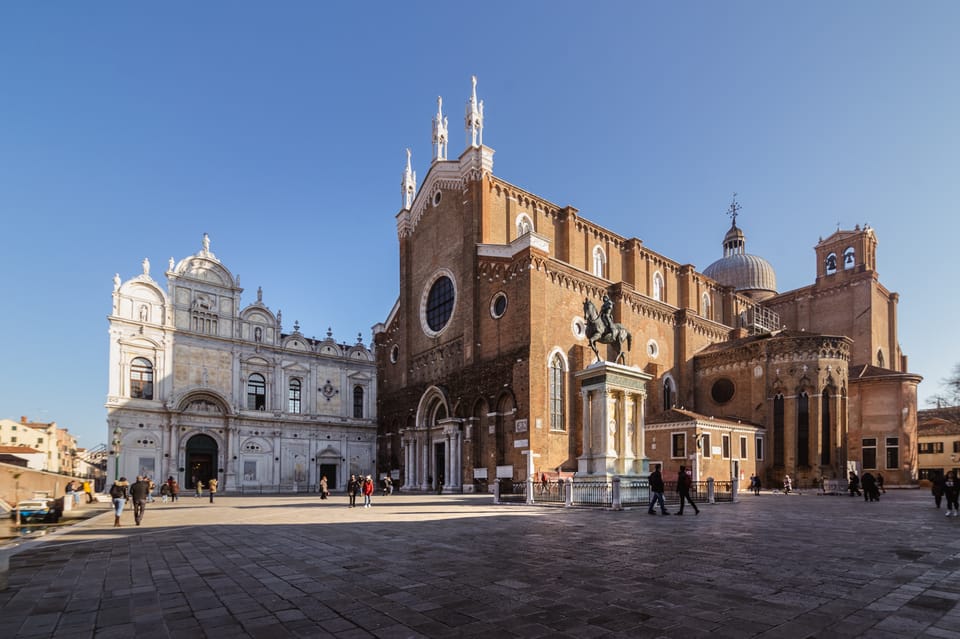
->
[582,297,632,364]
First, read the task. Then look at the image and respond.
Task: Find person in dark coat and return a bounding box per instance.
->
[347,474,359,508]
[129,476,151,525]
[675,465,700,515]
[944,471,959,517]
[109,477,130,527]
[647,464,669,515]
[932,474,946,509]
[848,471,861,497]
[861,472,879,502]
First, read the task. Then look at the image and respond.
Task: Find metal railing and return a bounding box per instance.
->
[495,477,737,508]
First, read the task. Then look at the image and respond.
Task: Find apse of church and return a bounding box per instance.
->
[374,77,921,491]
[107,234,377,493]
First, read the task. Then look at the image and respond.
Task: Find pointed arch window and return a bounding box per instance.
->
[797,391,810,467]
[653,272,664,301]
[821,388,831,465]
[663,377,674,411]
[701,293,711,320]
[288,379,302,414]
[517,214,533,237]
[773,393,784,466]
[876,349,885,368]
[130,357,154,399]
[549,354,565,431]
[592,246,606,279]
[247,374,266,411]
[353,386,364,419]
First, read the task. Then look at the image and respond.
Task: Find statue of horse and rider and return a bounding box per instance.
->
[582,295,632,364]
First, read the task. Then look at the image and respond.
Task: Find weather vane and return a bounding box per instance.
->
[727,193,741,225]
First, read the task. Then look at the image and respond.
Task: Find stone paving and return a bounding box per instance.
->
[2,488,960,638]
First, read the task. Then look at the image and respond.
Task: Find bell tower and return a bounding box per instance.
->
[815,224,878,282]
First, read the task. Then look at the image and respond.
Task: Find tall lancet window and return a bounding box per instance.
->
[663,377,674,411]
[653,272,664,301]
[549,353,565,431]
[774,394,785,466]
[797,391,810,467]
[821,388,831,465]
[592,246,606,278]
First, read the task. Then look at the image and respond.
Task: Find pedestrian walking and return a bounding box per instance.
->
[861,471,879,502]
[348,474,359,508]
[848,471,861,497]
[944,471,959,517]
[147,477,156,503]
[320,475,329,499]
[109,477,130,527]
[783,474,793,494]
[675,465,700,515]
[362,475,374,507]
[194,479,204,499]
[876,472,886,494]
[932,474,945,509]
[83,480,94,503]
[159,482,171,503]
[208,477,218,503]
[647,464,670,515]
[750,474,762,496]
[129,475,150,526]
[170,478,180,502]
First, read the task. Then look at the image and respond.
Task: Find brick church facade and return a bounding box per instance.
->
[374,78,921,492]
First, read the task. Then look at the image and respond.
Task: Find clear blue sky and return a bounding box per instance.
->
[2,2,957,449]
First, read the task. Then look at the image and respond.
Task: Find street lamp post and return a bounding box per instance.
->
[112,427,122,481]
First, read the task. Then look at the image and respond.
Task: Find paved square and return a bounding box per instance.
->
[2,489,960,638]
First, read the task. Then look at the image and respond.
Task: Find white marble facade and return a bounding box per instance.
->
[106,235,377,493]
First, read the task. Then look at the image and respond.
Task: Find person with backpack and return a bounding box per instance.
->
[109,477,130,527]
[675,465,700,515]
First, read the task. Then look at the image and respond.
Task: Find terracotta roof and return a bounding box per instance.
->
[918,419,960,436]
[646,408,763,430]
[0,445,41,454]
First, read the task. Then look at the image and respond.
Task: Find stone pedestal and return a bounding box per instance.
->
[574,361,652,479]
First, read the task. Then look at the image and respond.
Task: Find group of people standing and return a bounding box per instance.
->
[647,464,700,516]
[347,474,376,507]
[848,470,885,501]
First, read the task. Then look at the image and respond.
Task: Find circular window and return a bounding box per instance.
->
[711,378,735,404]
[390,345,399,364]
[571,316,586,340]
[421,271,456,336]
[433,191,442,206]
[647,339,659,359]
[490,293,507,319]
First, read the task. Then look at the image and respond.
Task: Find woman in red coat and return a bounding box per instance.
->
[362,475,374,508]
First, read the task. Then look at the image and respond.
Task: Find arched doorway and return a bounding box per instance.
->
[185,434,218,490]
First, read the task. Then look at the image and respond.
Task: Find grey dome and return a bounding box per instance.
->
[703,253,777,294]
[703,220,777,300]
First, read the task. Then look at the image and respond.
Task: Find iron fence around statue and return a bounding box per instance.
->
[495,478,736,508]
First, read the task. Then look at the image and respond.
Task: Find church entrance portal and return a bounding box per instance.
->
[319,463,338,491]
[185,433,218,490]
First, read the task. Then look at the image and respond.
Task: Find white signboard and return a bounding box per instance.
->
[514,439,528,448]
[473,468,488,479]
[496,465,514,479]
